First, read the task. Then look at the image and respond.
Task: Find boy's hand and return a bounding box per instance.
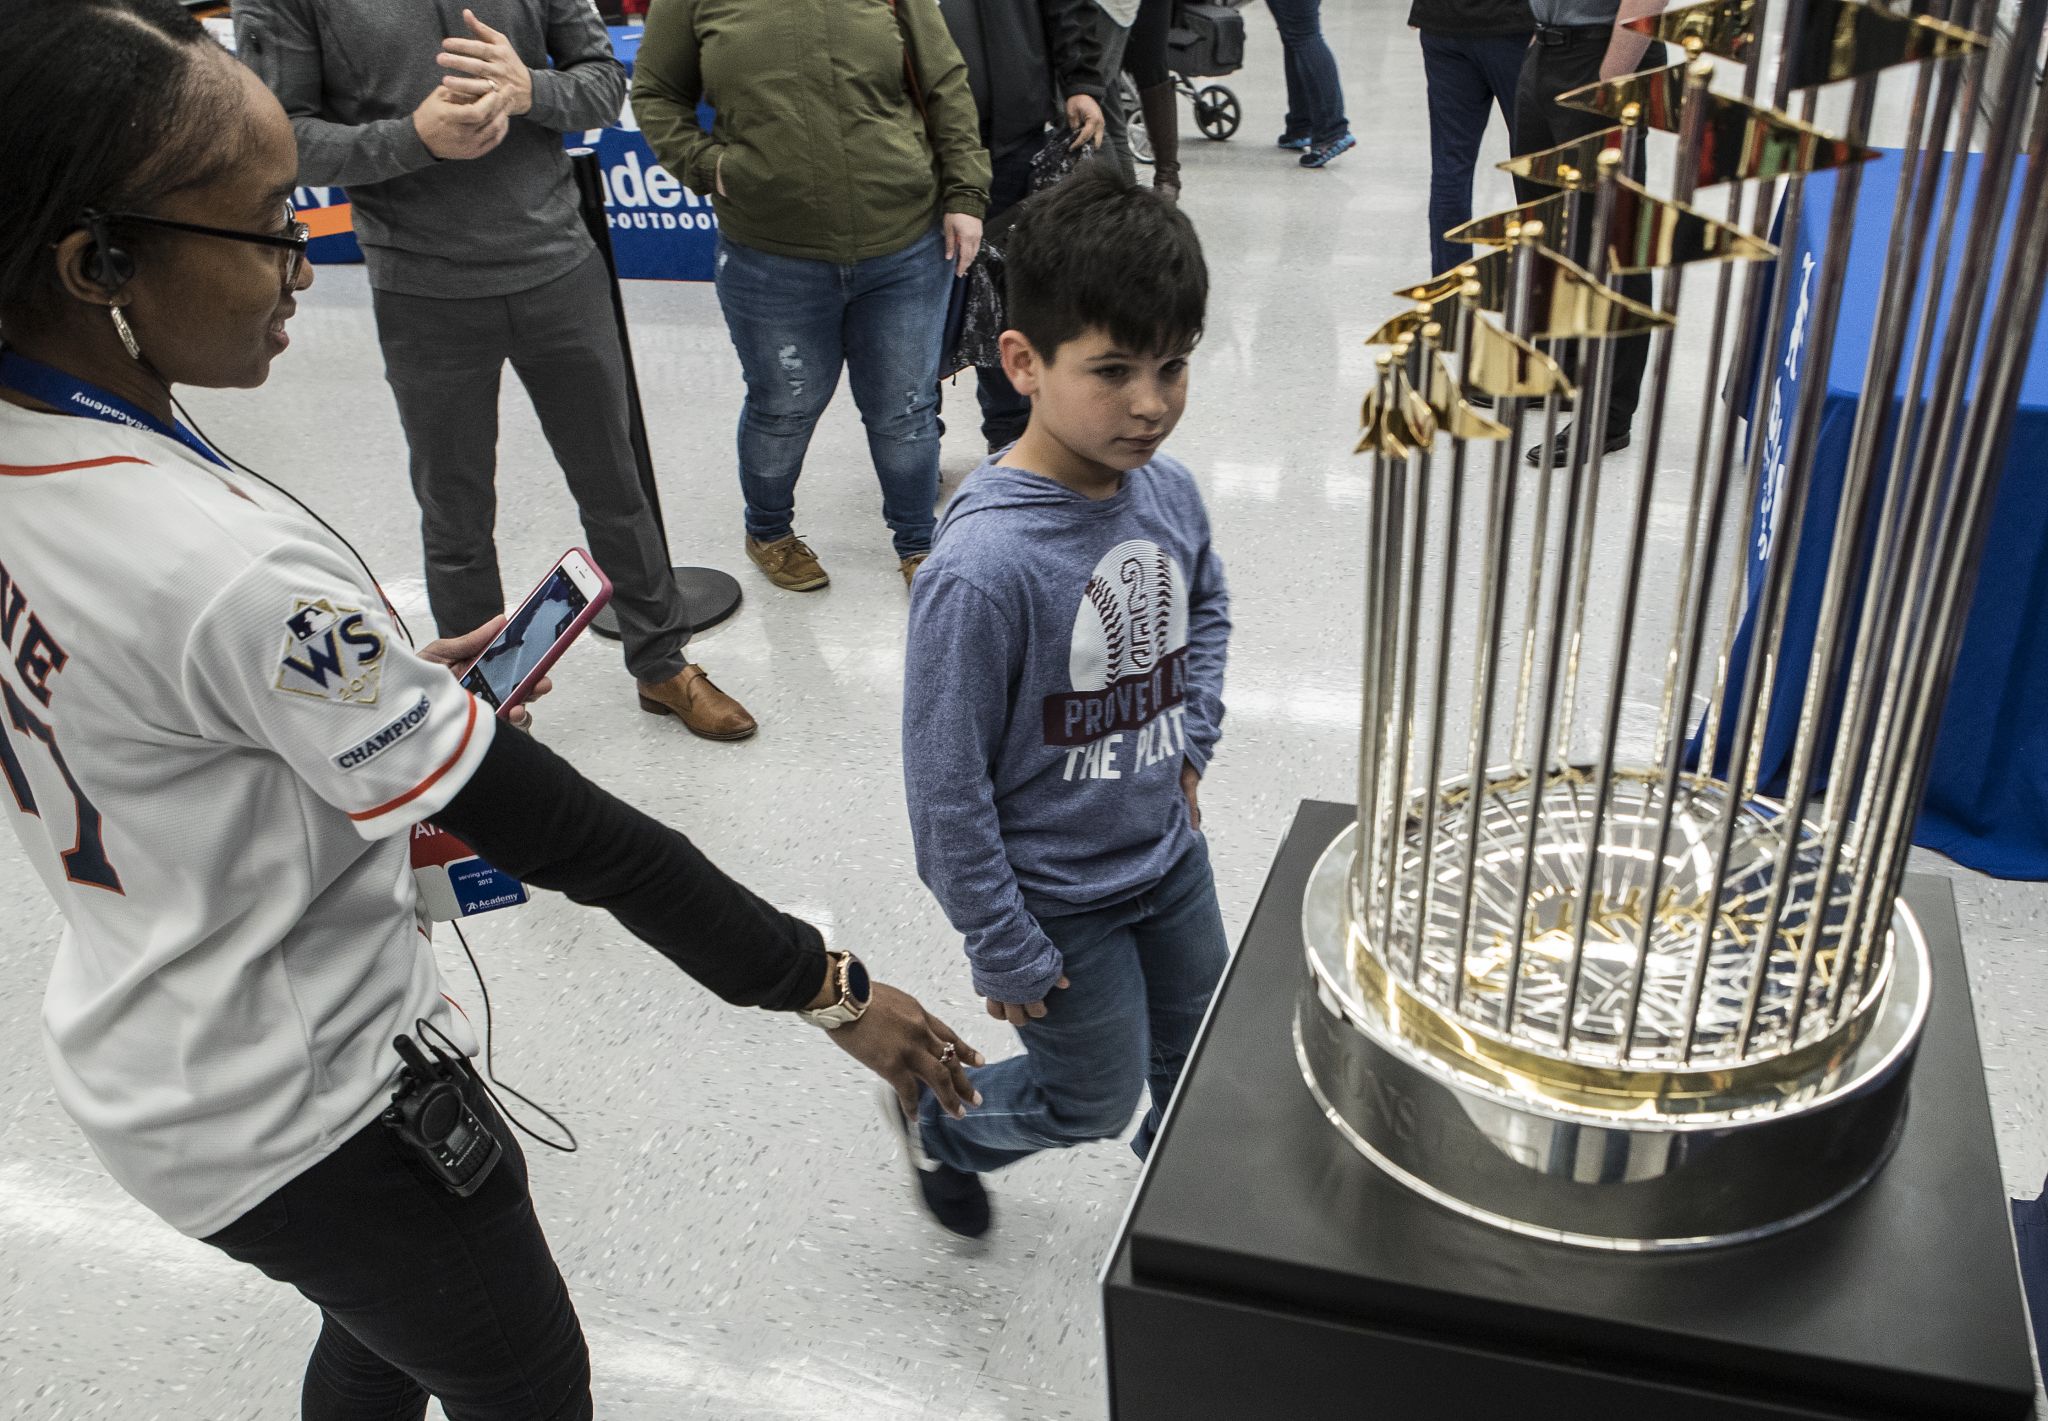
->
[1181,762,1203,831]
[985,975,1070,1027]
[831,981,985,1120]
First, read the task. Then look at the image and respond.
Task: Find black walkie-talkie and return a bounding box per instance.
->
[382,1033,503,1197]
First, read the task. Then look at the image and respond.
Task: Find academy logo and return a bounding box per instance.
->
[276,597,385,707]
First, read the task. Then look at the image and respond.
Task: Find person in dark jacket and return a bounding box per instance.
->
[1411,0,1535,277]
[939,0,1109,452]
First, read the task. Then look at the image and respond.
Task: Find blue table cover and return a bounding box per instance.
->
[1715,150,2048,880]
[297,25,720,281]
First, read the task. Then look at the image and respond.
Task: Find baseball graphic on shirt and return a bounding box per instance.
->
[1070,539,1188,691]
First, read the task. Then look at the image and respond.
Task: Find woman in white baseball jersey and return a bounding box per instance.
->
[0,3,981,1416]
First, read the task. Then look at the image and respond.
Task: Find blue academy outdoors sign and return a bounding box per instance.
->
[293,26,719,282]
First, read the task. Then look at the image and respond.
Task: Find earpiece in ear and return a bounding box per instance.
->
[81,213,136,293]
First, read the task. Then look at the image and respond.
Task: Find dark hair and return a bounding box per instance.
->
[0,0,240,323]
[1002,160,1208,364]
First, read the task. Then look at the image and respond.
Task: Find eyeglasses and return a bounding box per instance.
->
[88,202,312,289]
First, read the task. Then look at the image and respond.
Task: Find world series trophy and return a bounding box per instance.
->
[1297,0,2048,1248]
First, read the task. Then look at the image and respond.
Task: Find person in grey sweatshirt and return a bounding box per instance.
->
[891,164,1229,1237]
[231,0,757,740]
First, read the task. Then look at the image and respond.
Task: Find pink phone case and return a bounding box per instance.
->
[459,547,614,716]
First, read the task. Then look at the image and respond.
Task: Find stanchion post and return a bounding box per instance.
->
[568,147,741,638]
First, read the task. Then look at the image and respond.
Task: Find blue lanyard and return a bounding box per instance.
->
[0,350,227,469]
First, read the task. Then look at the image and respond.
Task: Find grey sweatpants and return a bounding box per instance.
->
[372,252,689,685]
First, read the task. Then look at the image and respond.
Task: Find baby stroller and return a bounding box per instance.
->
[1124,0,1249,165]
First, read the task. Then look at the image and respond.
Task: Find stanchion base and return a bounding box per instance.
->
[590,566,743,641]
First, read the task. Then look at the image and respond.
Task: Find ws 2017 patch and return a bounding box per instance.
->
[276,597,385,707]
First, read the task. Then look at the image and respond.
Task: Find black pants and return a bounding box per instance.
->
[1126,0,1174,89]
[974,140,1039,451]
[204,1093,592,1420]
[1510,31,1664,433]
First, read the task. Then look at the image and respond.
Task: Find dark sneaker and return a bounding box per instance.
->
[1526,424,1632,468]
[1276,130,1313,150]
[879,1087,991,1238]
[1300,132,1358,169]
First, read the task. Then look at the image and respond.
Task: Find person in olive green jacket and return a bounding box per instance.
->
[632,0,993,590]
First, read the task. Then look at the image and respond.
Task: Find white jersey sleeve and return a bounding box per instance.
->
[181,539,497,840]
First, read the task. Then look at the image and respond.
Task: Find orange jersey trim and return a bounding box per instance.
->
[349,695,481,823]
[0,455,151,477]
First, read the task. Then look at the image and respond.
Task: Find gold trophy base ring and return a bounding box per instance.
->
[1295,820,1933,1252]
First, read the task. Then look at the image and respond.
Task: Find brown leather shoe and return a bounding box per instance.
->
[746,534,829,591]
[899,553,928,587]
[637,664,758,741]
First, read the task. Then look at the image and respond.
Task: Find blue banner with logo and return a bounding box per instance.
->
[295,26,717,282]
[1705,151,2048,880]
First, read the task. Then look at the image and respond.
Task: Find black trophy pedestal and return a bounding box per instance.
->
[1104,801,2039,1421]
[589,566,742,641]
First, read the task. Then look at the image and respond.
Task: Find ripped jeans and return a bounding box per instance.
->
[713,228,953,558]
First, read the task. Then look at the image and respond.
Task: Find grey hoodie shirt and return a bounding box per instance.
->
[903,455,1230,1002]
[232,0,626,298]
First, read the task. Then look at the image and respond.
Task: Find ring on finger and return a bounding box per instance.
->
[937,1043,959,1067]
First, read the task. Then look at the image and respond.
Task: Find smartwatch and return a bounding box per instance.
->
[798,950,872,1029]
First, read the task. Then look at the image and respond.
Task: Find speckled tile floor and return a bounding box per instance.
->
[2,2,2044,1416]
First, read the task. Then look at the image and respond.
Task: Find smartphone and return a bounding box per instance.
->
[457,548,612,716]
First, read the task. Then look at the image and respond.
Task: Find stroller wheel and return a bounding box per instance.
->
[1119,74,1154,165]
[1193,84,1241,142]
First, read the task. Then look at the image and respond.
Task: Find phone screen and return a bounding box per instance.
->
[461,567,589,709]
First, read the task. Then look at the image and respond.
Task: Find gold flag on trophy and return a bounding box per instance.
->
[1357,348,1439,459]
[1500,128,1626,190]
[1444,192,1572,248]
[1552,69,1879,185]
[1444,177,1774,274]
[1426,352,1512,441]
[1462,316,1575,400]
[1778,0,1985,88]
[1606,175,1779,271]
[1622,0,1760,62]
[1398,244,1673,340]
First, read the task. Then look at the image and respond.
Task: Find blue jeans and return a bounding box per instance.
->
[1421,30,1529,277]
[920,838,1231,1173]
[713,228,953,558]
[1267,0,1348,146]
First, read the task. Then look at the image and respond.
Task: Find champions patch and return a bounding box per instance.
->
[276,597,385,707]
[334,694,432,772]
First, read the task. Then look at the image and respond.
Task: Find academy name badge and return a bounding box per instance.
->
[276,597,385,707]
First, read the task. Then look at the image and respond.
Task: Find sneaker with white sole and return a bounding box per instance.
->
[877,1086,991,1238]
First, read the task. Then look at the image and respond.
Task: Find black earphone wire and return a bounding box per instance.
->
[419,935,579,1156]
[152,369,575,1155]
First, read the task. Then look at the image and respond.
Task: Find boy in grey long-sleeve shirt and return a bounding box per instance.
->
[231,0,758,739]
[889,165,1230,1237]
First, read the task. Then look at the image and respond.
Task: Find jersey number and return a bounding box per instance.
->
[0,680,123,894]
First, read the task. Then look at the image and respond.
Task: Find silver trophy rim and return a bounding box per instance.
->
[1300,819,1932,1135]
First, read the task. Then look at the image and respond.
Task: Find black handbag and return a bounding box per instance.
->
[941,131,1097,378]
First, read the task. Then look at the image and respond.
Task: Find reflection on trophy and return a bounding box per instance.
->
[1298,0,2048,1248]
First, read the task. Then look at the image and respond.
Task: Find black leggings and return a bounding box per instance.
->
[204,1091,592,1421]
[1126,0,1174,88]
